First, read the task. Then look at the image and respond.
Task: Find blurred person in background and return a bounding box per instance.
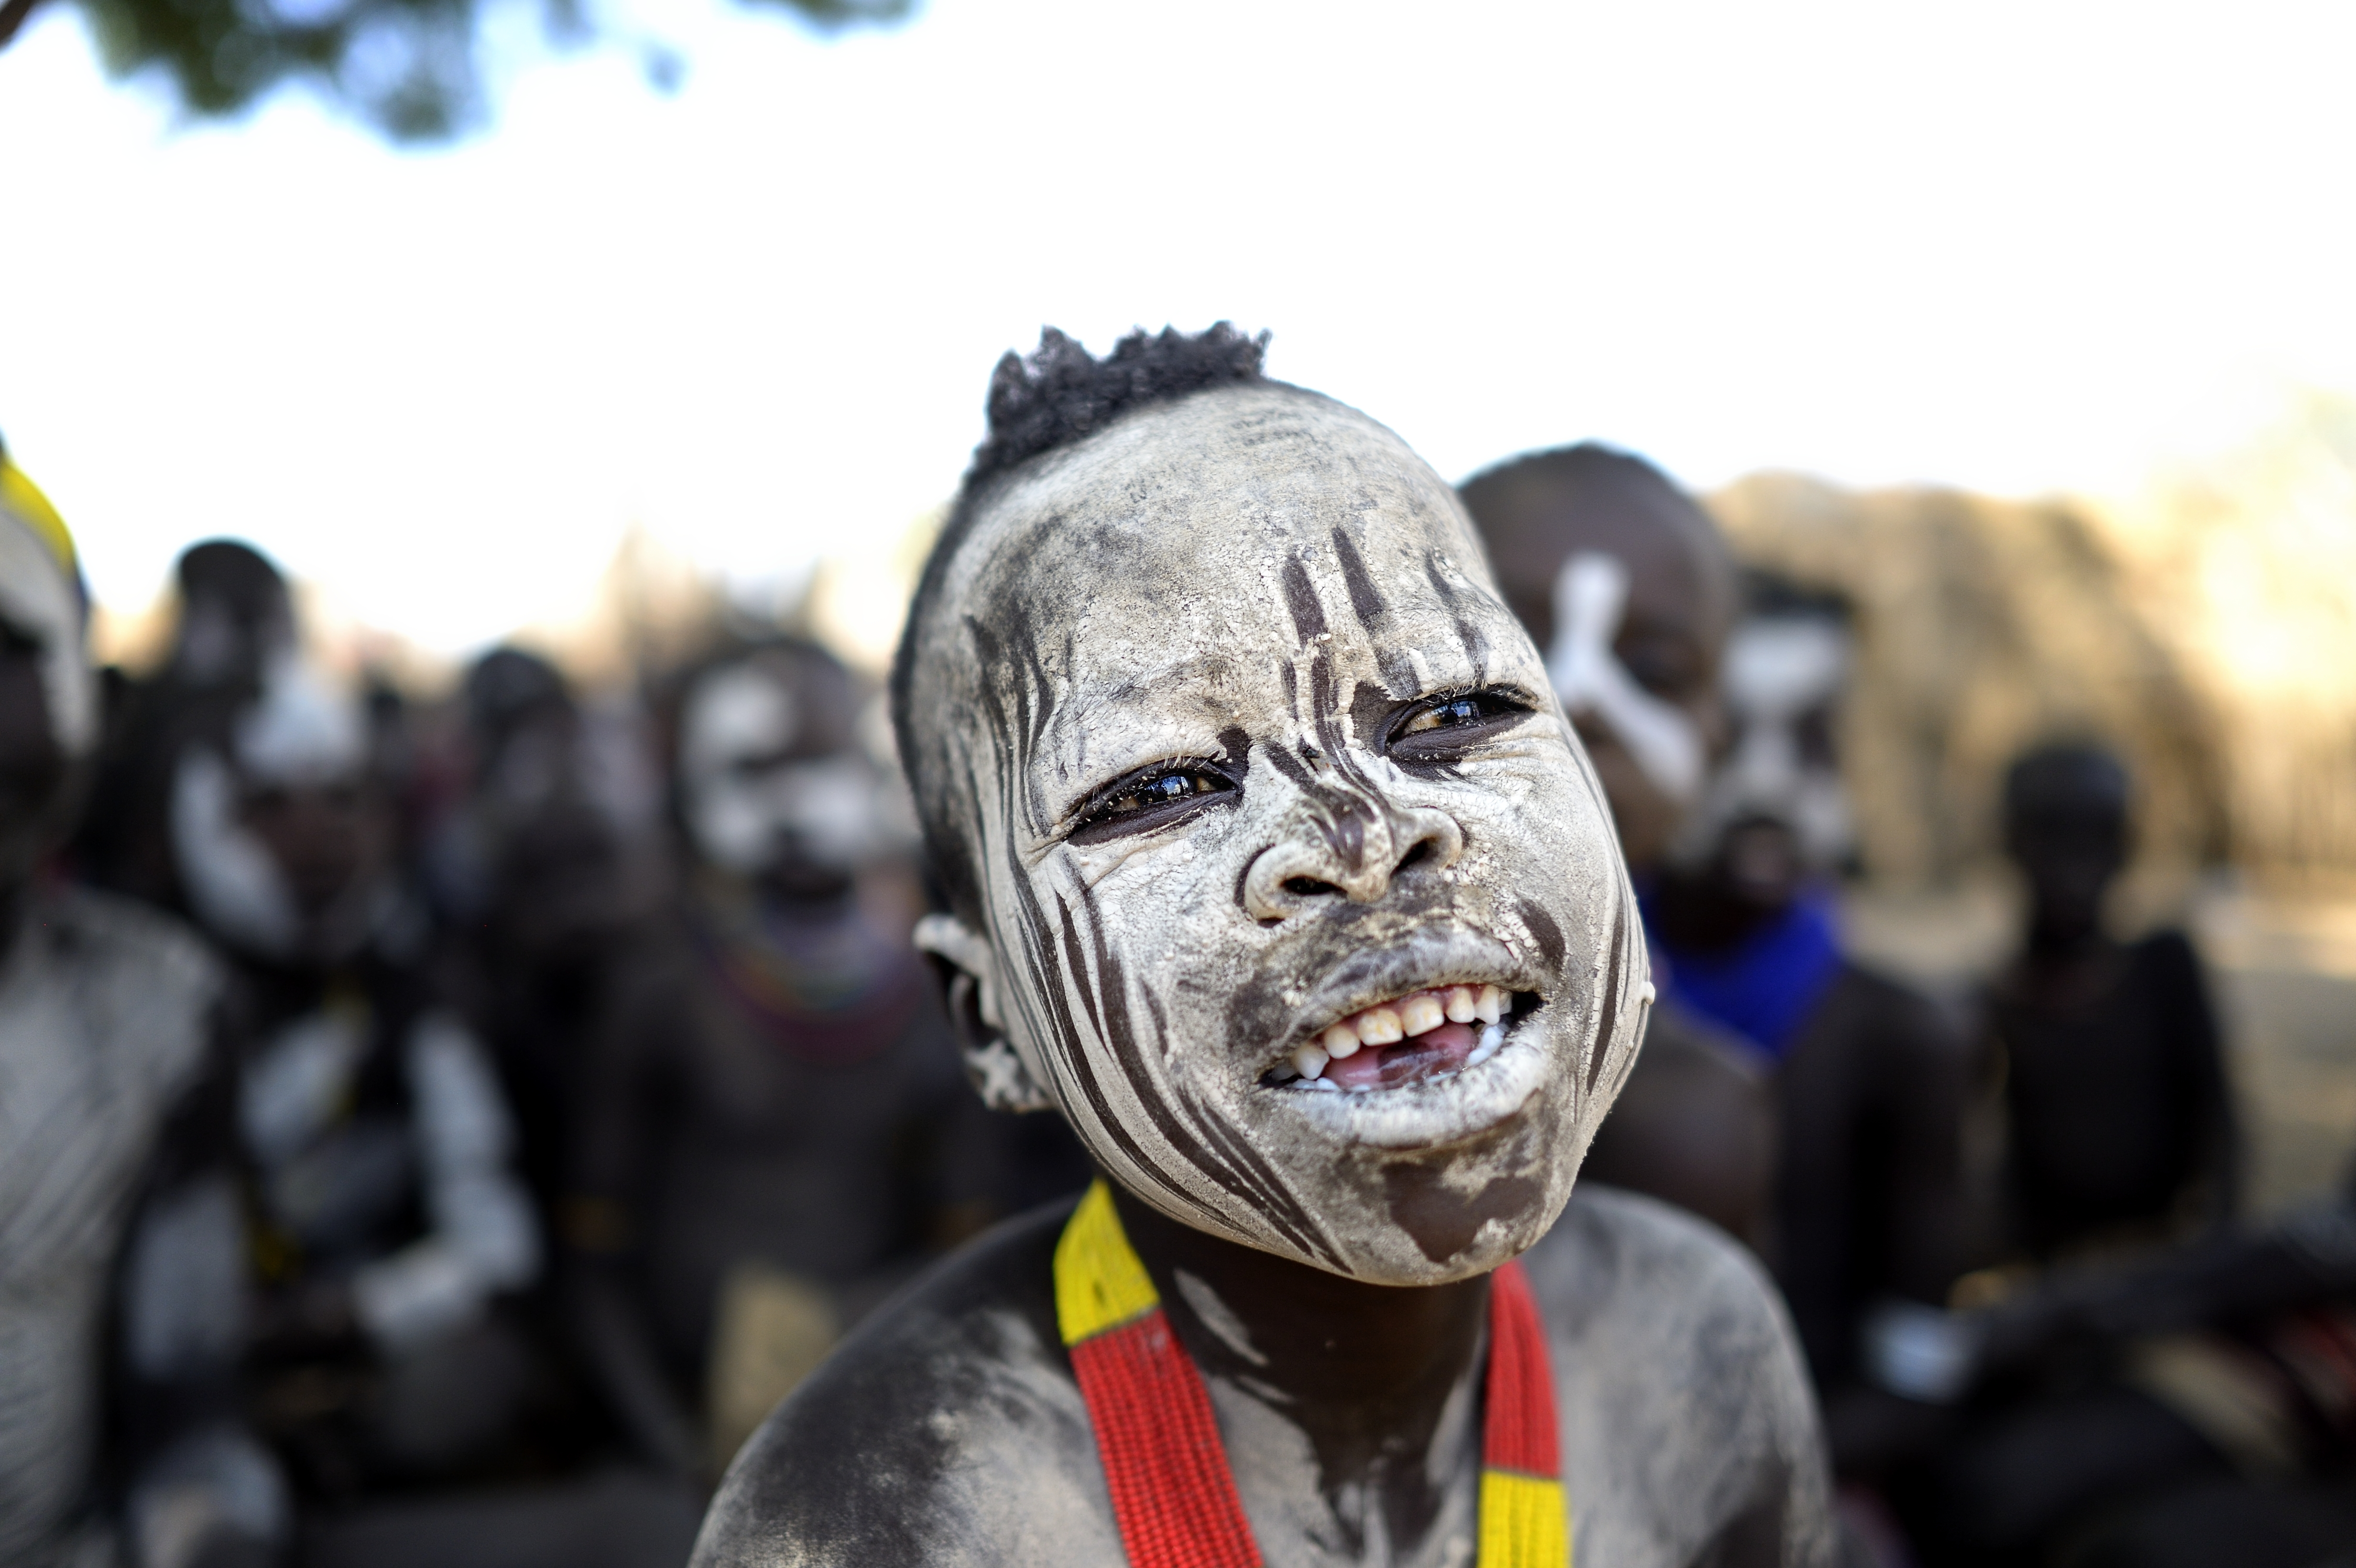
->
[565,636,980,1481]
[1460,443,1778,1244]
[1988,741,2238,1262]
[429,645,652,1219]
[1889,742,2251,1564]
[75,539,298,904]
[160,646,551,1509]
[0,445,290,1568]
[1643,576,1970,1487]
[1913,1164,2356,1567]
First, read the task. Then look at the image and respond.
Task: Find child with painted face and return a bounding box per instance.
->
[1990,743,2236,1261]
[0,450,290,1568]
[694,330,1833,1568]
[1458,446,1778,1247]
[74,539,300,907]
[1641,577,1971,1482]
[433,645,651,1216]
[567,637,974,1479]
[164,652,545,1496]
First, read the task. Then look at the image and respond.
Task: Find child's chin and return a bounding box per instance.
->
[1287,1157,1569,1285]
[1316,1214,1550,1287]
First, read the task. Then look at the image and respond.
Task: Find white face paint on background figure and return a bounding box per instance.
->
[1670,613,1854,873]
[0,511,96,760]
[234,654,367,784]
[171,657,380,960]
[173,748,302,955]
[1544,552,1705,808]
[905,385,1653,1286]
[681,661,884,876]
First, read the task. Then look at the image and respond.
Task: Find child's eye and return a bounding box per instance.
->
[1388,689,1531,759]
[1396,696,1487,736]
[1069,762,1236,843]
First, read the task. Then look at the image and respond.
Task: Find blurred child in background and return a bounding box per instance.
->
[0,449,288,1568]
[1643,576,1970,1482]
[162,649,546,1501]
[565,637,983,1480]
[1989,742,2237,1263]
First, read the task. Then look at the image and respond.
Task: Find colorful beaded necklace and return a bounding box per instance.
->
[1055,1180,1572,1568]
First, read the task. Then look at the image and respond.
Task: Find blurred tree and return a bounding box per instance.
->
[0,0,909,140]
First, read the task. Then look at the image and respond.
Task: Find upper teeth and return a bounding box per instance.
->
[1290,984,1510,1080]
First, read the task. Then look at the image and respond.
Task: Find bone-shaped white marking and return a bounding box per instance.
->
[1545,553,1705,806]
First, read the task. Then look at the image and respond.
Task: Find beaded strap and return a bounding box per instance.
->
[1054,1179,1571,1568]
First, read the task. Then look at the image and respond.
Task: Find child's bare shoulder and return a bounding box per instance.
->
[692,1200,1122,1568]
[1525,1187,1837,1567]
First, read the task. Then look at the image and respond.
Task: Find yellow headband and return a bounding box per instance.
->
[0,457,77,579]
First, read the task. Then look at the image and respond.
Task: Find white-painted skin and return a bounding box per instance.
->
[172,748,303,957]
[233,1005,537,1352]
[233,654,366,784]
[680,662,886,876]
[698,1189,1832,1568]
[1545,552,1705,810]
[0,892,293,1568]
[1170,1269,1269,1367]
[908,385,1653,1286]
[170,658,380,962]
[1667,615,1853,873]
[0,508,295,1568]
[0,513,96,759]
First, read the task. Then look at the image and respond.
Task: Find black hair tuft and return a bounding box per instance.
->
[892,322,1272,921]
[963,323,1269,492]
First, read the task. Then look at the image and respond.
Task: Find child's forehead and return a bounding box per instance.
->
[947,385,1488,647]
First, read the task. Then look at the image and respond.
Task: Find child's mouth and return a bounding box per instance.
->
[1262,984,1520,1093]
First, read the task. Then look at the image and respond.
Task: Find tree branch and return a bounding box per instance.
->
[0,0,46,51]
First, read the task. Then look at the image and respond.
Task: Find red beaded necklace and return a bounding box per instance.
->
[1054,1180,1571,1568]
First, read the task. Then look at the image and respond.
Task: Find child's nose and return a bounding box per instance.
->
[1242,798,1462,923]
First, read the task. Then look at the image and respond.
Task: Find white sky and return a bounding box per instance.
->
[5,0,2353,655]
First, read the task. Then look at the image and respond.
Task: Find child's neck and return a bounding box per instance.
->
[1108,1183,1489,1543]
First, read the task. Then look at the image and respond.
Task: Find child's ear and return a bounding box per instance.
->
[915,913,1056,1113]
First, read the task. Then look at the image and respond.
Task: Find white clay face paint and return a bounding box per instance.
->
[1544,552,1705,808]
[906,384,1652,1285]
[0,514,96,759]
[173,659,378,960]
[1671,614,1853,871]
[236,655,367,784]
[683,664,798,873]
[680,662,884,875]
[769,757,885,868]
[173,746,303,958]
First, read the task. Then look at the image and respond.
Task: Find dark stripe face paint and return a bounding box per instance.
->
[905,385,1649,1284]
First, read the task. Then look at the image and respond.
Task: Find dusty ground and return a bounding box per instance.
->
[1838,880,2356,1217]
